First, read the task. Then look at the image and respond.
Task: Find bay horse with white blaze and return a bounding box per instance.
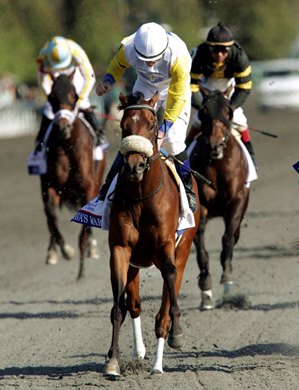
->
[40,74,106,279]
[188,89,250,310]
[104,92,200,377]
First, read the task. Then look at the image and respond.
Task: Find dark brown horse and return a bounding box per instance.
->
[40,74,106,279]
[104,92,200,377]
[188,90,250,310]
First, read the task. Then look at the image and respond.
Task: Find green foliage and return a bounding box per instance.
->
[0,0,298,84]
[200,0,298,60]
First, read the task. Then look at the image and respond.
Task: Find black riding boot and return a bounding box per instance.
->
[174,150,197,213]
[243,140,257,168]
[35,115,52,152]
[83,109,109,149]
[98,152,124,201]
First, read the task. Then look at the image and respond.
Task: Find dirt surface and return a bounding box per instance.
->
[0,95,299,389]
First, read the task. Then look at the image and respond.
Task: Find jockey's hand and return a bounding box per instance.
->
[96,81,112,96]
[157,120,173,150]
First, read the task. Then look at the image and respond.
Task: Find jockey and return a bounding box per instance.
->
[96,22,197,212]
[187,23,257,167]
[34,36,109,153]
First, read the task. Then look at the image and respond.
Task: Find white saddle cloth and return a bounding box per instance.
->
[187,138,258,187]
[72,174,195,232]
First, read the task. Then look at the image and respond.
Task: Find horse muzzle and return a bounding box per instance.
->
[210,143,224,160]
[58,118,73,140]
[124,157,147,182]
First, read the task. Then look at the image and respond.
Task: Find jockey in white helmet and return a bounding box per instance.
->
[96,22,197,212]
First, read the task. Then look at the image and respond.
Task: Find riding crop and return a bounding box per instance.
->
[159,147,215,188]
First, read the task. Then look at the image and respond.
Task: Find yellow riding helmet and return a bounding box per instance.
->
[47,36,72,69]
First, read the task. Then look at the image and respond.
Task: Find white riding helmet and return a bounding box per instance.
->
[134,22,168,61]
[47,36,72,70]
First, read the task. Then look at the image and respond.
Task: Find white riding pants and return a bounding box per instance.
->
[133,77,191,156]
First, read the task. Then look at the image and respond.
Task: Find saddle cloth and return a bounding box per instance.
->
[186,138,258,187]
[72,163,195,232]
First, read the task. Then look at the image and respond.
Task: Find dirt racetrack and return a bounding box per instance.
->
[0,94,298,389]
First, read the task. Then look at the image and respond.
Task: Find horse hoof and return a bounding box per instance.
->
[46,250,58,265]
[167,332,185,349]
[62,244,75,260]
[132,345,146,359]
[104,358,120,377]
[200,296,214,311]
[151,369,163,375]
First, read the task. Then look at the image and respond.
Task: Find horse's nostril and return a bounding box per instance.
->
[136,163,146,173]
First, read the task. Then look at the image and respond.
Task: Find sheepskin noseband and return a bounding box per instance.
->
[120,135,154,157]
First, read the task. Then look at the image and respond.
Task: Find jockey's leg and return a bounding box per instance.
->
[98,152,124,201]
[241,128,257,168]
[174,150,197,213]
[83,108,109,150]
[35,115,52,152]
[185,124,201,147]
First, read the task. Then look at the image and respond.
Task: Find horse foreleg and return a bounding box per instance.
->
[104,250,129,377]
[152,252,182,374]
[77,225,91,280]
[194,211,214,310]
[220,201,246,288]
[42,185,67,265]
[126,266,146,358]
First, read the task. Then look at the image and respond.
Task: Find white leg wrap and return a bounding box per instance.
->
[132,317,146,358]
[202,289,213,298]
[152,337,165,374]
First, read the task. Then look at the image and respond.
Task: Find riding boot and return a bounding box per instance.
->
[243,140,257,168]
[98,152,124,201]
[35,115,52,152]
[83,109,109,150]
[174,150,197,212]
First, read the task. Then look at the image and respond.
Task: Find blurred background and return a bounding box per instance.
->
[0,0,299,138]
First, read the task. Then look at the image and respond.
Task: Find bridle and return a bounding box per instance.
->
[114,103,165,203]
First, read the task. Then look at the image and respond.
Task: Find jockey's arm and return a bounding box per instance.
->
[37,69,53,97]
[96,44,131,96]
[230,64,252,109]
[67,39,96,104]
[164,52,191,123]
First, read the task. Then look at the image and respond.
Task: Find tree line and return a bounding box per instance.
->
[0,0,298,85]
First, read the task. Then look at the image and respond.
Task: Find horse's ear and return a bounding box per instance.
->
[119,92,127,105]
[200,85,210,97]
[149,91,159,107]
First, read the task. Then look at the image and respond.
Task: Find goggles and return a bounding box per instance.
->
[210,45,230,54]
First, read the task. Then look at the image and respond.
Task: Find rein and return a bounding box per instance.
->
[114,151,164,204]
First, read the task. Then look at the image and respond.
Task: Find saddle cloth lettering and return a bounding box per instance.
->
[72,167,195,232]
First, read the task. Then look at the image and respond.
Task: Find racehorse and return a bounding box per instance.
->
[188,89,250,310]
[104,92,200,377]
[40,74,106,280]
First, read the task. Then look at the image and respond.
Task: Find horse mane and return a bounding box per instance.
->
[199,90,233,128]
[118,91,145,111]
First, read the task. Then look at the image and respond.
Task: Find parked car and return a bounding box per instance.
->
[255,58,299,111]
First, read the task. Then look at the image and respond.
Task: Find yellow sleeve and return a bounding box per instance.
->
[106,44,131,81]
[164,53,191,122]
[68,39,95,100]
